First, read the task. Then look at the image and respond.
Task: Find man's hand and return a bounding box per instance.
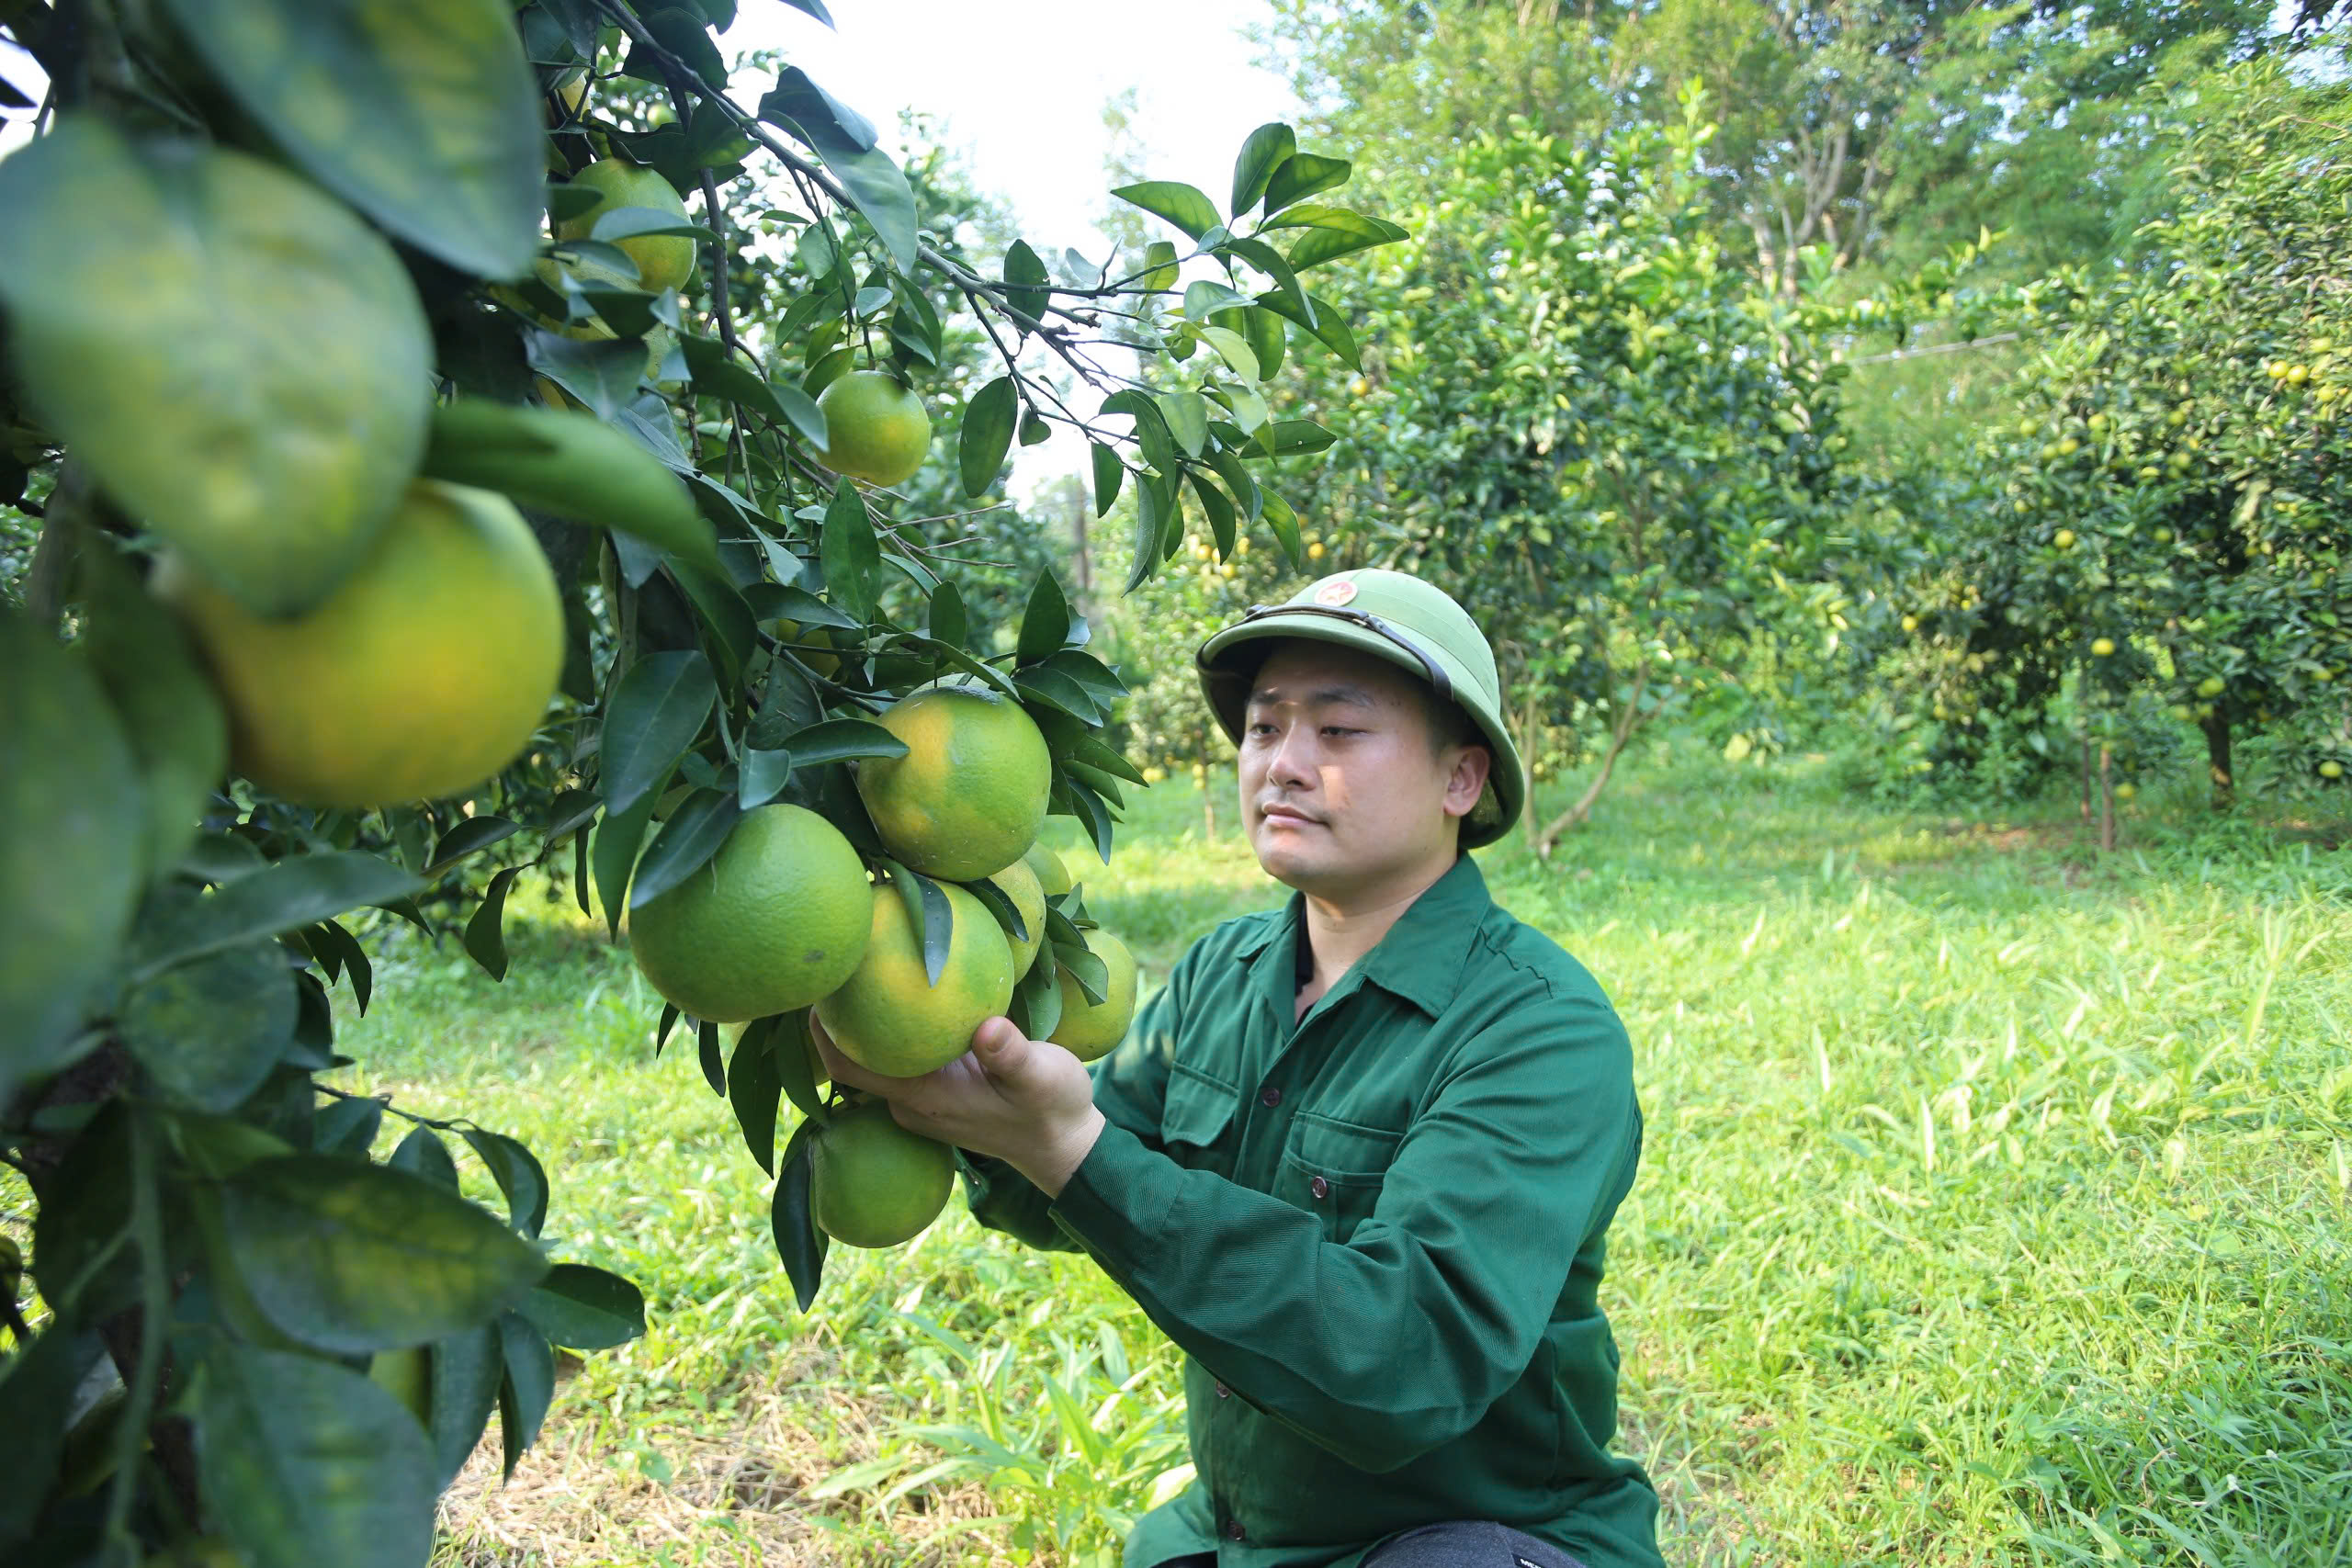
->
[809,1015,1106,1199]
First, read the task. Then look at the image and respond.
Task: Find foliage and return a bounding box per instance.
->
[0,4,1397,1562]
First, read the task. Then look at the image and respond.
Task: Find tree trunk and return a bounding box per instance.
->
[2079,730,2094,822]
[2201,712,2234,809]
[2098,743,2116,854]
[1534,664,1649,856]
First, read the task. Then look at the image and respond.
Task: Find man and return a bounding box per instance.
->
[814,569,1662,1568]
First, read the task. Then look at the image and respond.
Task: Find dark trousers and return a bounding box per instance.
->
[1162,1520,1588,1567]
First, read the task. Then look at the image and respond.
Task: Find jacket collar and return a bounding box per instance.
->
[1233,853,1493,1019]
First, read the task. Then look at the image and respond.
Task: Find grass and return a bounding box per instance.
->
[315,749,2352,1566]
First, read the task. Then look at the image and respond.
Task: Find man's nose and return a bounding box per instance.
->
[1264,724,1316,789]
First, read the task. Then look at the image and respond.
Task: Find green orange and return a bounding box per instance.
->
[1048,930,1138,1063]
[816,370,933,487]
[857,685,1051,881]
[156,479,560,807]
[809,1099,954,1247]
[983,853,1048,976]
[816,875,1014,1077]
[554,159,695,293]
[1023,841,1074,898]
[628,805,873,1023]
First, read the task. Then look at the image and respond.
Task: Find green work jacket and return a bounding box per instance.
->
[964,854,1662,1568]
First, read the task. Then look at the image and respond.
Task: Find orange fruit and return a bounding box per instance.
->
[856,685,1050,881]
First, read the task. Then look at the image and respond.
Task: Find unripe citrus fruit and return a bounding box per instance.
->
[2113,782,2136,800]
[816,876,1015,1077]
[2091,637,2116,657]
[2052,528,2076,550]
[1048,931,1137,1063]
[810,1099,954,1247]
[983,853,1048,976]
[857,685,1050,881]
[1023,841,1073,899]
[2197,676,2226,698]
[764,616,842,676]
[2322,761,2344,780]
[628,805,874,1023]
[157,479,560,807]
[555,159,695,293]
[815,370,933,487]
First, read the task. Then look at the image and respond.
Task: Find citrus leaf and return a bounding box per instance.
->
[1009,960,1063,1042]
[1018,570,1073,666]
[131,853,421,980]
[929,580,968,649]
[592,785,661,940]
[1255,288,1360,369]
[159,0,542,277]
[1230,123,1297,216]
[1054,941,1113,1008]
[1124,478,1165,593]
[600,650,718,817]
[424,815,520,876]
[960,375,1019,498]
[882,860,954,988]
[0,121,431,617]
[1260,152,1352,218]
[963,874,1030,944]
[774,1010,830,1123]
[698,1020,727,1097]
[729,1015,784,1174]
[1182,279,1254,322]
[820,479,881,623]
[517,1264,647,1350]
[1217,238,1306,317]
[772,1122,829,1311]
[118,940,297,1112]
[1283,209,1409,271]
[740,748,795,810]
[1003,240,1051,329]
[620,6,729,91]
[390,1127,460,1190]
[221,1156,549,1354]
[1091,442,1125,517]
[775,717,909,768]
[458,1128,549,1238]
[495,1311,556,1481]
[628,789,741,910]
[1261,419,1338,457]
[765,101,916,270]
[426,1321,503,1487]
[312,1097,383,1157]
[464,866,521,981]
[192,1341,436,1568]
[0,606,144,1104]
[1158,391,1211,459]
[757,65,877,151]
[1111,181,1221,241]
[0,1320,96,1539]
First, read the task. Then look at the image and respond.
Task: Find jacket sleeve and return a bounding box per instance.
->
[959,951,1186,1252]
[1044,988,1641,1472]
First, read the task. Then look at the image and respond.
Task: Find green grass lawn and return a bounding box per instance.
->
[322,751,2352,1568]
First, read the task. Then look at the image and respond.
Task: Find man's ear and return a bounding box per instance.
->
[1441,744,1492,821]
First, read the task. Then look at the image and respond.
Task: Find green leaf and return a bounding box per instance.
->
[699,1019,727,1096]
[1261,419,1338,457]
[1091,442,1125,517]
[389,1127,460,1190]
[0,606,144,1103]
[1206,446,1263,521]
[773,1009,829,1122]
[0,121,431,617]
[1054,940,1112,1007]
[1217,237,1306,317]
[729,1015,784,1174]
[1261,491,1305,569]
[620,6,730,92]
[757,65,878,151]
[884,862,955,988]
[495,1312,556,1481]
[964,874,1030,946]
[1255,289,1360,369]
[772,1122,829,1311]
[820,479,882,623]
[929,580,968,649]
[1237,305,1287,380]
[1111,181,1221,241]
[74,536,228,879]
[426,1321,503,1487]
[1231,123,1297,216]
[193,1341,437,1568]
[773,379,831,448]
[132,852,422,980]
[1261,153,1352,218]
[118,940,297,1112]
[464,866,521,981]
[458,1128,550,1238]
[1003,240,1051,328]
[628,789,741,910]
[1138,239,1181,292]
[313,1097,383,1157]
[1190,470,1238,556]
[517,1264,648,1350]
[776,716,909,767]
[961,375,1019,498]
[761,75,916,270]
[0,1320,96,1539]
[1195,324,1261,381]
[221,1155,548,1355]
[600,650,718,816]
[740,748,795,810]
[1019,570,1073,666]
[158,0,542,277]
[1009,957,1063,1042]
[1124,476,1166,593]
[592,786,662,939]
[1182,278,1255,321]
[1159,391,1212,459]
[1282,210,1409,271]
[423,815,520,876]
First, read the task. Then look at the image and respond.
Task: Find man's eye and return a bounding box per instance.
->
[1321,726,1362,739]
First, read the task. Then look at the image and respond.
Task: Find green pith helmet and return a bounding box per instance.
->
[1195,568,1528,849]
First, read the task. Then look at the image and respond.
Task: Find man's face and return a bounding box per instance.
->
[1238,640,1488,900]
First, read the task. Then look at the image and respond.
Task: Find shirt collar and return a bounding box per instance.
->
[1230,853,1494,1018]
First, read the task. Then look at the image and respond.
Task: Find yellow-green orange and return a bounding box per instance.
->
[816,877,1014,1077]
[1048,930,1138,1063]
[809,1099,954,1247]
[816,370,933,487]
[628,805,872,1023]
[1023,840,1073,899]
[984,853,1048,976]
[857,685,1050,881]
[554,159,695,293]
[156,479,560,808]
[367,1346,431,1427]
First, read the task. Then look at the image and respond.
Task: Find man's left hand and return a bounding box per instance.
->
[809,1015,1106,1199]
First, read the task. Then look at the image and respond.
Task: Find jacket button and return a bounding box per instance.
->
[1224,1519,1248,1541]
[1260,1087,1282,1108]
[1214,1381,1230,1398]
[1310,1175,1330,1201]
